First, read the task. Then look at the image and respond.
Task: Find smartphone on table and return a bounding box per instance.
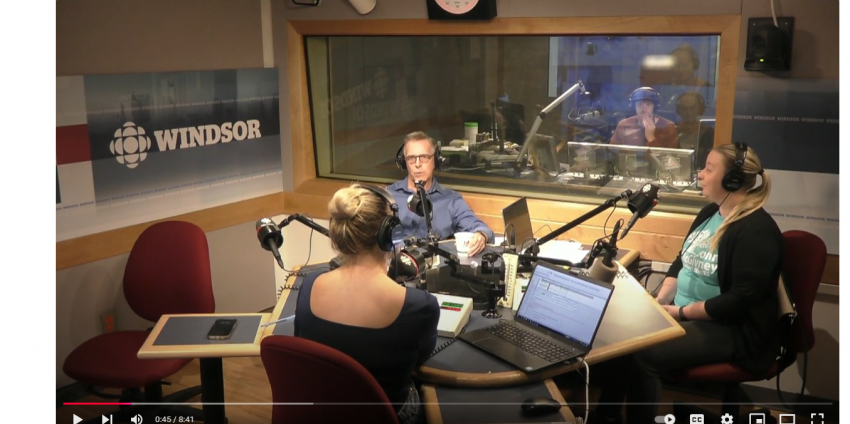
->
[207,319,238,340]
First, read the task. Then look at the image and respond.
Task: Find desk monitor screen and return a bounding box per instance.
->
[496,99,527,145]
[649,146,696,183]
[604,144,653,179]
[566,141,607,175]
[502,197,534,250]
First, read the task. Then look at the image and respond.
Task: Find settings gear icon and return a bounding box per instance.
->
[720,413,734,424]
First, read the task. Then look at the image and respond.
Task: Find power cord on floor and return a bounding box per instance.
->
[569,356,591,424]
[582,357,590,424]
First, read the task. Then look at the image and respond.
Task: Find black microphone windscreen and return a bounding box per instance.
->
[407,193,432,218]
[329,256,342,270]
[256,218,283,250]
[388,249,425,282]
[628,183,660,218]
[407,194,420,215]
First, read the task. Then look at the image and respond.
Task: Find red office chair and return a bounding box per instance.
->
[63,221,216,423]
[260,335,400,424]
[670,230,826,423]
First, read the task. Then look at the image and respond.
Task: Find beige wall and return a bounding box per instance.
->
[57,0,838,399]
[56,0,265,76]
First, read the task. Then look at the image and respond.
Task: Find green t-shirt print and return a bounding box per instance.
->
[674,212,724,307]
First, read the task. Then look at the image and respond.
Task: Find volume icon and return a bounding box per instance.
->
[130,414,143,423]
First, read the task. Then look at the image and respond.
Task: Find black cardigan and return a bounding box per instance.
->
[666,203,784,375]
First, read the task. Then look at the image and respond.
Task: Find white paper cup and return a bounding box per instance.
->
[455,232,475,255]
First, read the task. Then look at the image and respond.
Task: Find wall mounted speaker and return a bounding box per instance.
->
[744,17,794,71]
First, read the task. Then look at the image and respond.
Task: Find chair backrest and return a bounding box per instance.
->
[780,230,826,354]
[123,221,216,322]
[260,335,399,424]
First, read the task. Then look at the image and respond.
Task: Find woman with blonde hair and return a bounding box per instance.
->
[294,184,440,424]
[595,142,784,424]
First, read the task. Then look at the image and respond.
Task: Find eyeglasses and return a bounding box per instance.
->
[404,154,434,164]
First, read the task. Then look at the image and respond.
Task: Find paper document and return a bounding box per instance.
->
[537,240,583,258]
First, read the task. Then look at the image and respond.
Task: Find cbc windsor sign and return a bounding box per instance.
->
[108,120,263,169]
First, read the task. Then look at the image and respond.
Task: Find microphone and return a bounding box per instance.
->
[589,221,622,284]
[329,256,342,271]
[256,218,285,269]
[577,110,601,120]
[619,183,660,240]
[387,249,426,283]
[407,192,433,218]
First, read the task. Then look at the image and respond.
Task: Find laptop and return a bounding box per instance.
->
[459,261,615,372]
[502,197,535,252]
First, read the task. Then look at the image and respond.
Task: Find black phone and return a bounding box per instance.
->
[207,319,238,340]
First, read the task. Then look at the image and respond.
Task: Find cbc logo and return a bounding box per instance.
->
[110,122,152,169]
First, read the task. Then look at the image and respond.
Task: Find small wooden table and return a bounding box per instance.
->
[138,313,270,424]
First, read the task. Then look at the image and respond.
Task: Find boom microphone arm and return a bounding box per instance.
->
[528,189,632,254]
[514,80,586,177]
[278,214,330,237]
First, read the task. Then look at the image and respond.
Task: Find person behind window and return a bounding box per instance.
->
[294,184,440,424]
[660,44,712,109]
[609,87,678,148]
[670,44,709,88]
[388,131,494,255]
[676,91,714,169]
[594,143,782,424]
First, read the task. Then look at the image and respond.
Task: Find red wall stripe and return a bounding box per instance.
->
[57,124,91,165]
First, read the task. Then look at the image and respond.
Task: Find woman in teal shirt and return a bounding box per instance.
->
[595,143,784,424]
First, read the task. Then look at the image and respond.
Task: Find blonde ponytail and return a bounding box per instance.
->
[710,144,771,251]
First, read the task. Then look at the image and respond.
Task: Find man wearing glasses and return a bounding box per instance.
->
[388,131,494,256]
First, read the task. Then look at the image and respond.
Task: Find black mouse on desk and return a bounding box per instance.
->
[520,397,562,416]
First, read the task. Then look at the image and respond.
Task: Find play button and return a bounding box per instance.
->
[73,415,82,424]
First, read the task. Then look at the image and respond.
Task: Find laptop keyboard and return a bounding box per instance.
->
[485,322,577,363]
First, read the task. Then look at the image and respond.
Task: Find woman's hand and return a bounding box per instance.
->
[661,304,680,321]
[654,277,678,305]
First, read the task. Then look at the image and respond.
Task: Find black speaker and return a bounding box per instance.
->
[745,17,794,71]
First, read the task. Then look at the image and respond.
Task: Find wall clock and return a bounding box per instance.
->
[426,0,497,21]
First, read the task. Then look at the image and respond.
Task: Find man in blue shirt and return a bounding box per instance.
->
[387,131,494,256]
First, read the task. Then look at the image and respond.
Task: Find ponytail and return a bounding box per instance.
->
[710,145,771,251]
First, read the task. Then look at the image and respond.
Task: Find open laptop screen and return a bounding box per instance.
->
[502,197,534,250]
[516,262,614,347]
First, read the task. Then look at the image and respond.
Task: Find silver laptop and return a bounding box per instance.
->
[460,261,615,372]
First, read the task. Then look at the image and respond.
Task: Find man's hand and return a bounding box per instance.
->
[641,115,656,142]
[467,232,487,256]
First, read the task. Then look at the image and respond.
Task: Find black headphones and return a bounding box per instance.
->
[629,87,661,110]
[360,185,404,252]
[395,140,443,173]
[721,142,749,192]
